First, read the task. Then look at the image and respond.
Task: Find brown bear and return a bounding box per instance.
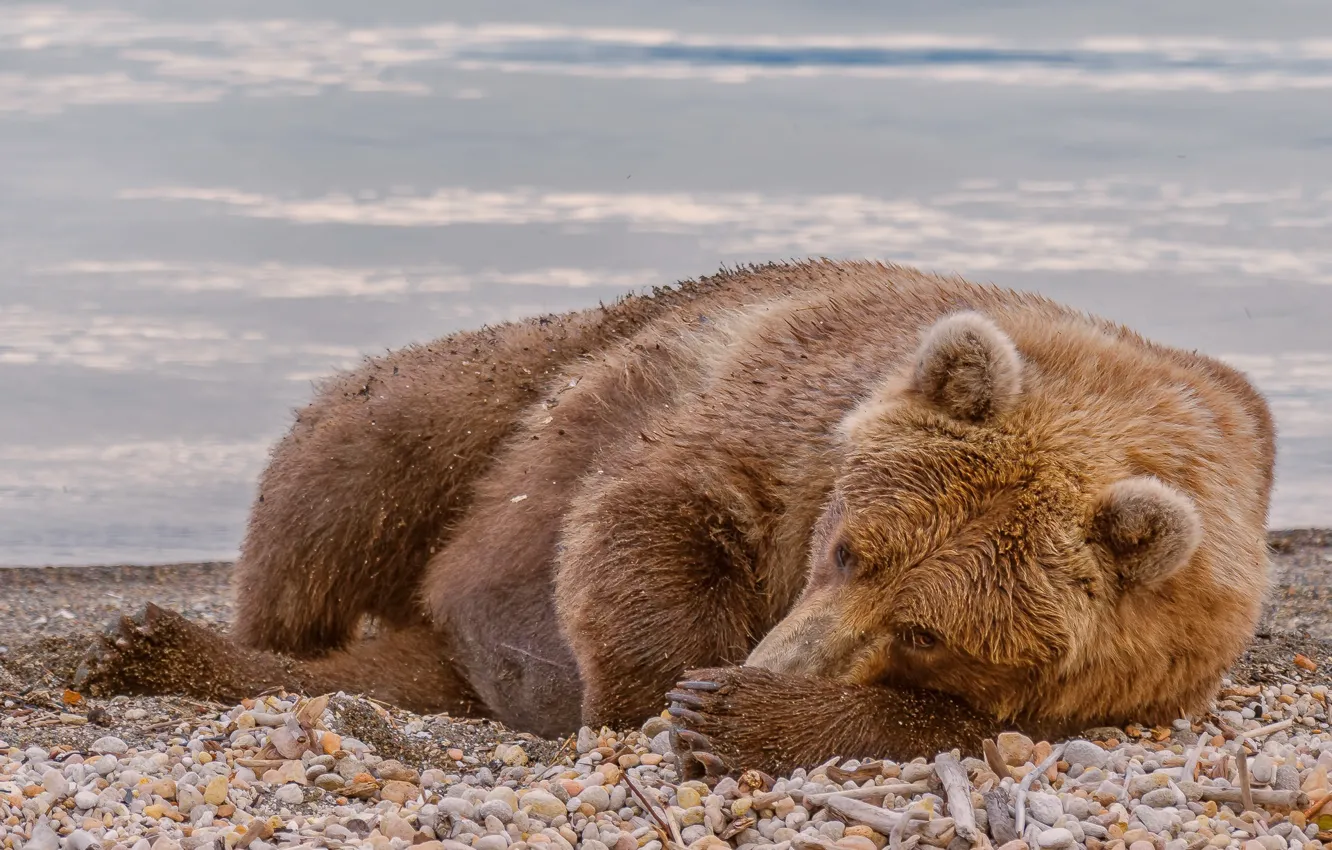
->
[74,260,1277,779]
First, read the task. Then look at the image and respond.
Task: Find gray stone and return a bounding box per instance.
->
[1132,805,1173,834]
[641,716,672,738]
[650,730,673,757]
[73,791,99,810]
[1026,792,1064,827]
[175,785,203,816]
[274,783,303,806]
[476,800,514,824]
[900,763,934,783]
[1250,755,1276,786]
[438,797,476,820]
[1141,787,1186,808]
[89,737,128,756]
[1080,822,1108,840]
[818,822,846,841]
[473,835,509,850]
[1062,740,1108,770]
[580,785,611,812]
[576,727,597,754]
[1063,796,1090,819]
[90,756,117,776]
[1274,765,1301,792]
[313,773,345,792]
[336,758,367,780]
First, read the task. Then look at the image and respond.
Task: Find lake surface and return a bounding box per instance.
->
[3,1,1331,566]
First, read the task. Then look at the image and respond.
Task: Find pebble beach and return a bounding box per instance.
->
[1,532,1329,850]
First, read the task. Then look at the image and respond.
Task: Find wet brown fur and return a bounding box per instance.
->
[76,260,1276,773]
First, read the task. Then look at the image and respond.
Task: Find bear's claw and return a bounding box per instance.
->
[72,602,219,698]
[666,670,739,783]
[73,605,159,695]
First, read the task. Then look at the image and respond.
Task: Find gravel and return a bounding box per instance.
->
[0,695,1324,850]
[0,533,1329,849]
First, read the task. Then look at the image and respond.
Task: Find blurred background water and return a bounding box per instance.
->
[3,1,1331,565]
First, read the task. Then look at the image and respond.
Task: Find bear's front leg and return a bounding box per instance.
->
[666,666,1006,780]
[555,463,803,731]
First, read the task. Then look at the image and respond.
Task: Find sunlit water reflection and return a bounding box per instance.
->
[3,2,1330,564]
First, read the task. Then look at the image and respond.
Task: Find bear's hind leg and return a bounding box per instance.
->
[74,603,486,718]
[232,328,581,658]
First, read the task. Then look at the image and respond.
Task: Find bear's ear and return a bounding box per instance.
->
[1089,476,1203,589]
[911,311,1022,423]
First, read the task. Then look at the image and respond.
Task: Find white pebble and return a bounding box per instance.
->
[1037,827,1075,849]
[67,829,99,850]
[90,737,128,756]
[40,769,69,799]
[24,822,60,850]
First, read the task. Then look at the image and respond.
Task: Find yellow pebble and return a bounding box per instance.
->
[203,775,229,806]
[676,787,701,809]
[844,826,887,849]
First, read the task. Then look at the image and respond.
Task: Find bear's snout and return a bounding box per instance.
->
[745,598,852,677]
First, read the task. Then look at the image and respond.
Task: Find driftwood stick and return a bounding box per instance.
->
[934,753,978,843]
[889,807,930,850]
[822,795,904,835]
[623,770,683,848]
[803,782,933,807]
[1178,782,1306,810]
[982,739,1012,781]
[1246,718,1295,739]
[983,789,1019,845]
[1178,734,1208,781]
[1305,792,1332,820]
[1235,747,1255,813]
[1014,743,1066,836]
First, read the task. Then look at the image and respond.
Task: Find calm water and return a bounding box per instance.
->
[3,1,1331,565]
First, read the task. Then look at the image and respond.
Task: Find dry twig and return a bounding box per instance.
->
[982,739,1012,781]
[822,794,905,835]
[1014,743,1066,836]
[1235,747,1255,813]
[983,789,1019,845]
[934,753,978,843]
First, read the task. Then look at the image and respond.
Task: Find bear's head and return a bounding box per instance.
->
[745,310,1213,725]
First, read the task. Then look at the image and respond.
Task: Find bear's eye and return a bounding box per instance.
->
[899,627,938,650]
[834,543,858,575]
